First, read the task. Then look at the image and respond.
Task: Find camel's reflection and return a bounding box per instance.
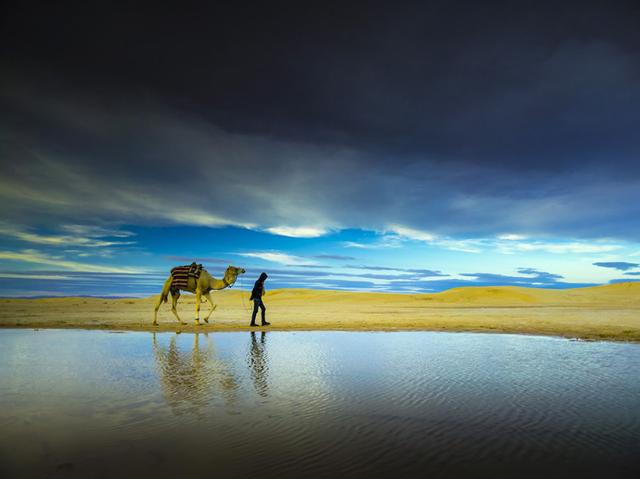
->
[247,331,269,397]
[152,333,238,415]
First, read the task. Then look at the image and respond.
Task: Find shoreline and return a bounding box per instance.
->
[4,324,639,345]
[2,283,639,343]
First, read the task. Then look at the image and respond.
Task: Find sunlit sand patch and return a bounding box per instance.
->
[1,282,639,342]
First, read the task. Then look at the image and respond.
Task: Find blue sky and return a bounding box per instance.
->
[0,222,639,297]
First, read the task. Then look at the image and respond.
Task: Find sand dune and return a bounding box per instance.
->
[1,282,639,341]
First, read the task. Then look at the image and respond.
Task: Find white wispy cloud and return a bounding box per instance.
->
[385,225,483,253]
[386,225,437,241]
[264,226,330,238]
[342,234,406,249]
[238,252,317,266]
[498,233,527,241]
[0,250,147,273]
[60,225,136,238]
[383,225,623,256]
[433,239,484,254]
[0,273,75,280]
[0,157,258,231]
[108,190,258,229]
[0,223,136,247]
[497,241,621,254]
[343,241,374,249]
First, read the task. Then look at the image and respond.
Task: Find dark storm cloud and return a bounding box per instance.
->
[593,262,639,271]
[3,1,639,163]
[2,1,640,239]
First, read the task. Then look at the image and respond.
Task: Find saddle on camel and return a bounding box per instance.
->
[169,262,203,293]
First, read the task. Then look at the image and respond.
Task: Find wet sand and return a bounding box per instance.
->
[1,282,639,342]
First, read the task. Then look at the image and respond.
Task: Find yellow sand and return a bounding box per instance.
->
[1,282,639,341]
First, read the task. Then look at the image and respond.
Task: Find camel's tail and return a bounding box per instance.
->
[160,276,172,304]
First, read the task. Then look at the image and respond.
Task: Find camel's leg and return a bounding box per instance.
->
[170,291,186,325]
[153,277,172,325]
[195,288,202,325]
[203,291,217,323]
[153,295,162,325]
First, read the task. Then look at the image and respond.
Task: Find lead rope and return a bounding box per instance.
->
[238,275,252,313]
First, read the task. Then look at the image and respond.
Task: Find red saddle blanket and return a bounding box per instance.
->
[170,263,203,291]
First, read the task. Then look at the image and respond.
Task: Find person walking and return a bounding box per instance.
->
[250,272,270,327]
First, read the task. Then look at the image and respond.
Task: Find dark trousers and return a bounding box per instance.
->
[251,298,266,324]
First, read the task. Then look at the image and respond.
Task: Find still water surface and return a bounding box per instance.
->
[1,329,639,478]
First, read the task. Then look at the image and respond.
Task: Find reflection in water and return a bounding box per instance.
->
[152,333,238,415]
[2,330,640,479]
[247,331,269,397]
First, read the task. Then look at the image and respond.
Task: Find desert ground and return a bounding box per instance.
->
[1,282,639,341]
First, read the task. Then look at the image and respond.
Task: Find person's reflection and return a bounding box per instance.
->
[247,331,269,397]
[152,332,238,415]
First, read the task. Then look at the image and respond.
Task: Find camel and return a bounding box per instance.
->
[153,265,246,326]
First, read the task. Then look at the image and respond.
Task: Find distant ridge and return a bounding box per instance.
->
[2,282,639,307]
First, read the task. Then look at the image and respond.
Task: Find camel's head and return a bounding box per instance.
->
[225,265,246,281]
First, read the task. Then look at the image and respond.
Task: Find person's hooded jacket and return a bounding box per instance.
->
[250,272,268,300]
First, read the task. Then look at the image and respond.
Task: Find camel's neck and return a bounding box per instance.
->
[208,274,237,290]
